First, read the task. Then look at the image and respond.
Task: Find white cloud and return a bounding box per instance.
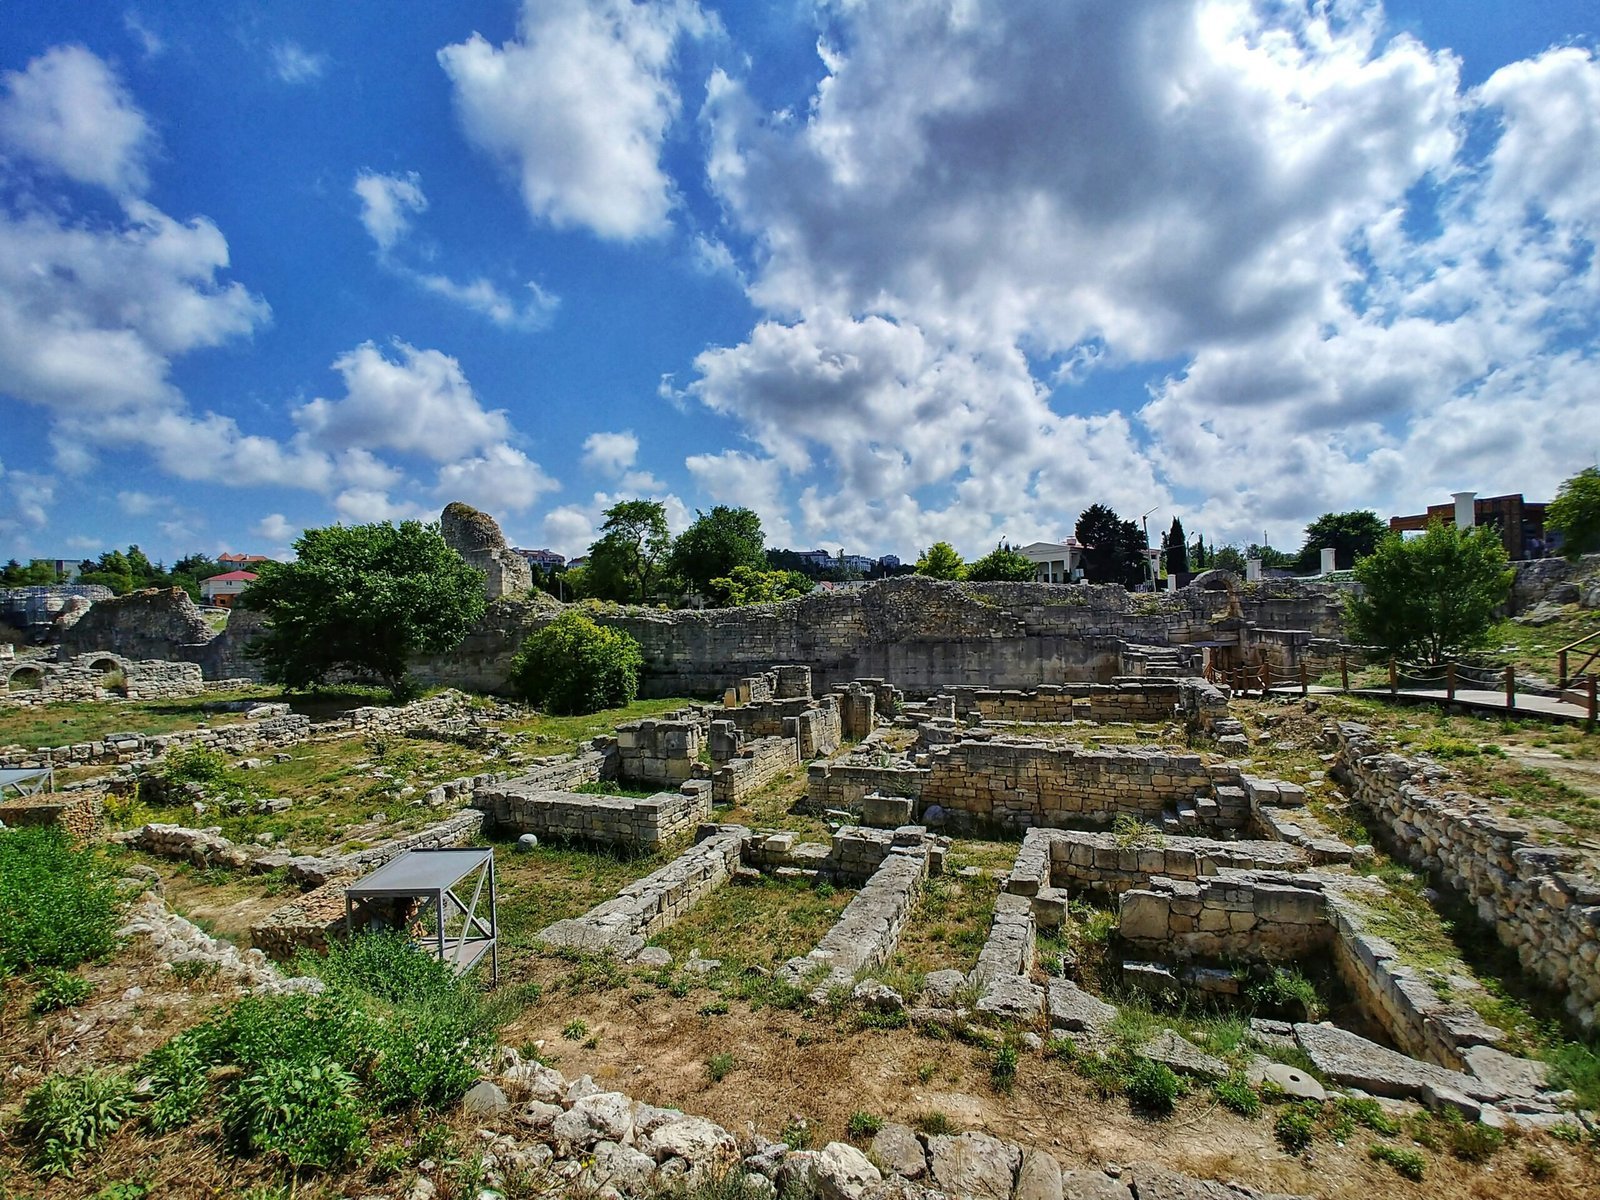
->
[123,12,164,58]
[0,44,154,194]
[411,272,560,330]
[332,488,429,524]
[294,340,512,463]
[271,42,328,85]
[353,170,427,252]
[684,450,795,547]
[0,460,55,534]
[116,490,165,516]
[540,488,691,557]
[254,513,296,543]
[581,430,639,476]
[434,441,559,514]
[439,0,715,239]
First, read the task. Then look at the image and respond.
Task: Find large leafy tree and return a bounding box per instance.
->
[915,541,966,580]
[966,544,1037,582]
[1074,504,1147,587]
[241,521,486,697]
[1546,466,1600,559]
[585,500,674,603]
[669,506,766,596]
[1346,521,1513,664]
[706,565,813,606]
[1211,545,1247,575]
[1295,510,1387,572]
[1164,517,1188,575]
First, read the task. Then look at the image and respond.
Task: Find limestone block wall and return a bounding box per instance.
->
[1330,721,1600,1031]
[251,876,352,960]
[440,501,533,600]
[536,826,749,958]
[60,588,216,661]
[614,718,705,787]
[0,792,104,843]
[792,702,842,758]
[946,681,1180,724]
[778,843,932,985]
[711,736,798,805]
[4,711,313,771]
[973,891,1037,982]
[807,760,928,814]
[1117,870,1333,963]
[473,780,712,850]
[836,683,877,739]
[3,654,204,706]
[1004,827,1308,898]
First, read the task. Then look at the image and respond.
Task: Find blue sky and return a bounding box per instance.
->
[1,1,1596,566]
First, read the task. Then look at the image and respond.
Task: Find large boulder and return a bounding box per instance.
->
[927,1132,1021,1200]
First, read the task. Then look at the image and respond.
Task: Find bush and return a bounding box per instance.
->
[1273,1102,1318,1153]
[1125,1057,1180,1114]
[707,1052,735,1082]
[990,1045,1020,1091]
[1369,1143,1426,1181]
[31,967,94,1013]
[1246,968,1326,1021]
[224,1060,368,1169]
[18,1069,137,1175]
[847,1111,883,1139]
[509,610,643,715]
[1212,1073,1261,1117]
[0,827,123,974]
[138,1034,210,1133]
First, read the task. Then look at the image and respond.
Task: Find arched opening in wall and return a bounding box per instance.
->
[89,657,128,696]
[7,666,44,691]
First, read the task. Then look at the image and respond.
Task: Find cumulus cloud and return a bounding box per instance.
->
[294,340,512,463]
[540,487,691,557]
[354,170,427,251]
[116,490,165,516]
[254,513,296,544]
[581,430,639,476]
[270,42,328,85]
[434,442,559,514]
[0,44,154,194]
[439,0,714,239]
[686,0,1598,549]
[0,460,55,537]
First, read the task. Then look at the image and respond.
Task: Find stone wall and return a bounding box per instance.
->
[1,584,114,632]
[1118,869,1334,963]
[60,587,216,661]
[711,736,798,806]
[0,791,104,843]
[2,653,203,705]
[4,710,311,771]
[473,779,713,850]
[614,717,705,786]
[946,680,1180,724]
[1329,720,1600,1031]
[536,825,749,958]
[441,501,533,600]
[1003,827,1308,900]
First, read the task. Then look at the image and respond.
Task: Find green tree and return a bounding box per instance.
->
[1546,466,1600,559]
[966,544,1037,582]
[669,506,765,596]
[1074,504,1147,587]
[1164,516,1189,575]
[241,521,486,697]
[1246,542,1297,569]
[1295,510,1387,572]
[1346,521,1513,664]
[705,565,813,606]
[585,500,673,603]
[1211,545,1247,575]
[1190,537,1208,569]
[915,541,966,580]
[509,609,643,714]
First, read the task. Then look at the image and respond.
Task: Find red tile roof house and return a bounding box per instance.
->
[199,570,258,608]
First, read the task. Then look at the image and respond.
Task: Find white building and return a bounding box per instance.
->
[1016,539,1085,584]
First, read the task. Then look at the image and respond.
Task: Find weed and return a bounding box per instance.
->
[707,1053,735,1082]
[223,1059,367,1169]
[1273,1102,1319,1154]
[700,997,731,1016]
[781,1117,815,1150]
[915,1111,954,1136]
[138,1033,209,1133]
[92,1183,151,1200]
[1330,1094,1400,1136]
[1246,968,1326,1021]
[18,1069,138,1175]
[847,1111,883,1140]
[1524,1152,1557,1182]
[853,1007,909,1031]
[916,1062,937,1084]
[1443,1114,1503,1162]
[30,966,93,1014]
[170,959,221,984]
[563,1017,590,1040]
[1125,1058,1180,1115]
[990,1045,1020,1091]
[0,826,123,974]
[1212,1074,1261,1117]
[1369,1143,1426,1181]
[1547,1040,1600,1112]
[1547,1121,1583,1144]
[1111,812,1164,849]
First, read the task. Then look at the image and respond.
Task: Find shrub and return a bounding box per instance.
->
[1273,1103,1318,1153]
[1445,1115,1503,1162]
[781,1117,814,1149]
[1212,1073,1261,1117]
[159,746,264,807]
[563,1017,590,1040]
[1124,1058,1180,1115]
[1246,968,1326,1021]
[224,1060,367,1169]
[847,1111,883,1139]
[707,1052,735,1082]
[138,1034,210,1133]
[990,1045,1020,1091]
[915,1111,953,1136]
[509,609,643,715]
[18,1069,138,1175]
[31,967,94,1013]
[1330,1094,1399,1136]
[1369,1143,1426,1181]
[0,827,123,974]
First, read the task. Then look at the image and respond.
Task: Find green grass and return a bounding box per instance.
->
[650,873,853,970]
[491,838,672,964]
[0,687,274,749]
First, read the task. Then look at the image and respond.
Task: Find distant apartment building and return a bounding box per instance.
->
[514,548,566,570]
[1388,491,1552,560]
[218,552,274,567]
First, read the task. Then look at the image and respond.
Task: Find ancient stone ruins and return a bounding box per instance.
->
[3,505,1598,1200]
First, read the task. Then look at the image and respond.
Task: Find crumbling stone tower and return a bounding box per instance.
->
[439,502,533,600]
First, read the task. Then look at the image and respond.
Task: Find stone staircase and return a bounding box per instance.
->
[1129,643,1185,677]
[1160,782,1248,834]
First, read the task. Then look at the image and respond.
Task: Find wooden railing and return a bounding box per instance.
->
[1557,627,1600,689]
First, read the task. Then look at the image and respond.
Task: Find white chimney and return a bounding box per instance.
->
[1451,491,1477,530]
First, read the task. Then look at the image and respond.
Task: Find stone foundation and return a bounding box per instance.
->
[2,652,203,706]
[711,736,798,805]
[944,680,1180,724]
[473,779,713,850]
[0,791,104,843]
[1003,826,1308,903]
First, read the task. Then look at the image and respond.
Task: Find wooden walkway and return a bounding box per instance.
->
[1267,684,1595,724]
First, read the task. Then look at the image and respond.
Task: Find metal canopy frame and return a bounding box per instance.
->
[0,766,54,799]
[343,847,497,986]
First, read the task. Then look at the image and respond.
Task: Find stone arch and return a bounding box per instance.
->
[88,656,122,675]
[6,665,45,691]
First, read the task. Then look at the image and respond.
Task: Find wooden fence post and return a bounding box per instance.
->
[1505,663,1515,712]
[1446,662,1457,702]
[1389,658,1397,696]
[1340,655,1349,693]
[1559,649,1568,690]
[1300,662,1309,698]
[1588,676,1597,732]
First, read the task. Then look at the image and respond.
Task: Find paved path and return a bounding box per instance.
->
[1266,684,1595,724]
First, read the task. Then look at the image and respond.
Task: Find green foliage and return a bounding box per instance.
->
[1369,1143,1426,1181]
[1075,504,1148,587]
[509,609,643,715]
[1346,521,1513,664]
[224,1059,368,1169]
[1164,516,1189,575]
[1330,1094,1400,1136]
[989,1044,1020,1091]
[1273,1102,1318,1153]
[159,745,266,806]
[0,826,123,974]
[1246,968,1326,1021]
[1295,510,1387,572]
[706,1052,735,1082]
[1547,1040,1600,1111]
[242,519,486,696]
[1443,1112,1503,1162]
[1546,465,1600,559]
[584,499,674,602]
[671,506,766,596]
[846,1111,883,1139]
[1212,1073,1262,1117]
[1211,545,1247,575]
[966,545,1037,582]
[1124,1057,1180,1114]
[914,1111,953,1136]
[915,541,966,580]
[781,1116,815,1149]
[705,564,813,606]
[18,1069,138,1175]
[30,966,93,1013]
[138,1033,210,1133]
[1,557,67,586]
[563,1017,590,1040]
